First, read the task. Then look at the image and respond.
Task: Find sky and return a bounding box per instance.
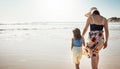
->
[0,0,120,23]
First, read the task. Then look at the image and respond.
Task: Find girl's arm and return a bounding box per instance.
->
[103,18,109,49]
[71,38,73,50]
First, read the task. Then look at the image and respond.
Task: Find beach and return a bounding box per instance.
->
[0,22,120,69]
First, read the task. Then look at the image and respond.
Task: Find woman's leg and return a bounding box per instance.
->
[96,53,99,68]
[92,42,102,69]
[91,51,99,69]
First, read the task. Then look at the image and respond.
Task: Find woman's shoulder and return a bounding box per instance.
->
[88,15,93,19]
[101,16,108,23]
[100,15,107,20]
[87,16,93,23]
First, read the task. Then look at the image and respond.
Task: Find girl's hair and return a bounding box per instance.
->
[93,10,100,15]
[73,28,82,39]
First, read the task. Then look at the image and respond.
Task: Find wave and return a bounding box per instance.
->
[0,22,120,32]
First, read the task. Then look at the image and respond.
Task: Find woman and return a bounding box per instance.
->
[82,7,109,69]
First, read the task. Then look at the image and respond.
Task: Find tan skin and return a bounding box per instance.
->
[82,14,109,69]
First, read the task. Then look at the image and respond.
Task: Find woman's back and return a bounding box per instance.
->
[90,15,105,25]
[89,15,105,31]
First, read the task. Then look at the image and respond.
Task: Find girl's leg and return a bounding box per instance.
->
[91,52,99,69]
[75,56,80,69]
[75,63,80,69]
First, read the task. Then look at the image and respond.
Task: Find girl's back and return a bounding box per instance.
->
[73,38,83,47]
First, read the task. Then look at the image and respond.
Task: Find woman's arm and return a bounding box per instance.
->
[85,12,91,17]
[82,37,85,46]
[103,18,109,49]
[82,17,90,36]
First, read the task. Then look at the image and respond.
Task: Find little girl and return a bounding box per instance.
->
[71,28,85,69]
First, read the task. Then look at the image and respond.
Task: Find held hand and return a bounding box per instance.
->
[103,41,108,49]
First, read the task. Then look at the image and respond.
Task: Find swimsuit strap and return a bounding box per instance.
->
[102,18,104,25]
[91,16,95,24]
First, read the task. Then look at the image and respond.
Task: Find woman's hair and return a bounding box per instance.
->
[93,10,100,15]
[73,28,82,39]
